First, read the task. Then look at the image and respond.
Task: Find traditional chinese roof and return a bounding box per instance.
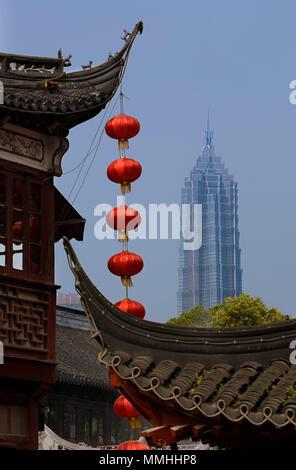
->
[0,22,143,136]
[63,237,296,444]
[55,306,111,390]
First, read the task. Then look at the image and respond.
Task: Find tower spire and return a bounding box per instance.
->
[205,108,214,147]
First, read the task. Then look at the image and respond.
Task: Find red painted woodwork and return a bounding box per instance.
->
[109,369,121,388]
[0,159,56,450]
[12,217,40,243]
[29,216,40,242]
[0,162,54,282]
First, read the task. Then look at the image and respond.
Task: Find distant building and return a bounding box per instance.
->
[177,115,242,313]
[56,292,82,309]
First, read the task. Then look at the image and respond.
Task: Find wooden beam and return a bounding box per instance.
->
[141,426,174,447]
[170,424,196,440]
[192,424,211,437]
[141,423,213,448]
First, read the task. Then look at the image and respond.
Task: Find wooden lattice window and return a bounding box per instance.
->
[0,169,52,281]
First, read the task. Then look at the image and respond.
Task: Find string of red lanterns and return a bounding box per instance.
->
[105,91,149,450]
[104,92,145,319]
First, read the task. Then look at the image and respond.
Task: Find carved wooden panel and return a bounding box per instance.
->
[0,123,69,176]
[0,129,44,161]
[0,283,48,352]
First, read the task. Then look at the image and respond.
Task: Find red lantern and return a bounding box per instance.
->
[116,440,150,451]
[105,114,140,149]
[115,298,145,319]
[107,157,142,193]
[114,395,141,419]
[108,251,143,286]
[106,205,141,241]
[114,395,142,432]
[12,221,23,239]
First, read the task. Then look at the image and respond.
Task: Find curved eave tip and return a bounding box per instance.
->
[138,21,144,34]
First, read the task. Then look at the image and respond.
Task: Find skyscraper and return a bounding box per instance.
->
[177,114,242,313]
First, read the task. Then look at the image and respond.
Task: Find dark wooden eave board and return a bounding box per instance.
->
[54,187,85,242]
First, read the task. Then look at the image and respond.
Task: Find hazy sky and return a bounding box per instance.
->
[2,0,296,321]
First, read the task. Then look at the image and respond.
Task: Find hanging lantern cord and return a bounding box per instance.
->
[119,86,128,158]
[121,182,129,299]
[121,192,126,245]
[120,84,124,114]
[119,143,126,159]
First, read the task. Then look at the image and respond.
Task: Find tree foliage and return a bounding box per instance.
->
[167,294,286,328]
[209,294,285,328]
[166,305,211,328]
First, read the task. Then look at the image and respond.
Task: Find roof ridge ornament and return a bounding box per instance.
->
[121,29,132,42]
[63,54,72,67]
[81,60,93,70]
[57,49,72,67]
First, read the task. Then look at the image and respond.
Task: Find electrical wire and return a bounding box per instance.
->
[71,93,120,206]
[55,91,120,232]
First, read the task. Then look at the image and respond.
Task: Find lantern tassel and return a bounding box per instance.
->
[118,229,129,242]
[121,276,133,287]
[121,182,131,194]
[118,139,129,150]
[128,417,141,430]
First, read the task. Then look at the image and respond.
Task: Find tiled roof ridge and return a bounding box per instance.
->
[100,349,296,428]
[56,368,110,390]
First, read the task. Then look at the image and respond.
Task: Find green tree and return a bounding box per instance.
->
[166,305,211,327]
[209,294,285,328]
